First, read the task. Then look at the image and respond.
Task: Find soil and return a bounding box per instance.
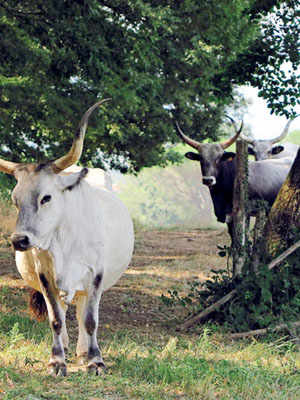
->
[0,228,230,339]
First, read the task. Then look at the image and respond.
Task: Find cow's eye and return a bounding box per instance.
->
[40,195,52,205]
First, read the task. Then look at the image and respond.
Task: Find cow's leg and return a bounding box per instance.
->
[58,298,69,353]
[75,273,105,374]
[75,295,89,363]
[38,273,67,376]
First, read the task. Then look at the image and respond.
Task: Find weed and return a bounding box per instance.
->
[8,323,25,348]
[0,313,49,343]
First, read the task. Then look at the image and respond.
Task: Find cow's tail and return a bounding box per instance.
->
[29,289,47,321]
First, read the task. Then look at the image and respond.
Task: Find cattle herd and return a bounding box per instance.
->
[0,101,298,375]
[175,117,298,238]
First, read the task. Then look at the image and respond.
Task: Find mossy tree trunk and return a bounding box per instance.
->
[232,139,249,276]
[263,149,300,261]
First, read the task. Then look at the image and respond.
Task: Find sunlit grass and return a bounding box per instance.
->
[1,316,300,399]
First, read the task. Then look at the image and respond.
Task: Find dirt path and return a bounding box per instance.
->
[0,228,230,337]
[102,229,229,328]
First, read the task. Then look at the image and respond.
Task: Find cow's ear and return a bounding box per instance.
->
[185,152,201,161]
[271,145,284,155]
[220,152,236,162]
[60,168,89,191]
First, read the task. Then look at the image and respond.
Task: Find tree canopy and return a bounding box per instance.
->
[0,0,298,173]
[225,0,299,118]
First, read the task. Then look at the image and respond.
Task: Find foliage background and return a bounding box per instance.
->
[0,0,298,176]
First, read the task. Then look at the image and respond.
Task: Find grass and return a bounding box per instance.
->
[0,200,300,399]
[1,276,300,399]
[1,320,300,399]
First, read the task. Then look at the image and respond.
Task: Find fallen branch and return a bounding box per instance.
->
[267,239,300,270]
[179,239,300,331]
[229,321,300,340]
[178,290,237,331]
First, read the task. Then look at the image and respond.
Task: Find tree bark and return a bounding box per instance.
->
[263,149,300,260]
[251,205,267,272]
[231,139,248,276]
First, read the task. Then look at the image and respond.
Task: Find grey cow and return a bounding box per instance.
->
[239,117,299,161]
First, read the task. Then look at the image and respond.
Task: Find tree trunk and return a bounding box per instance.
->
[231,139,248,276]
[251,205,267,272]
[263,149,300,260]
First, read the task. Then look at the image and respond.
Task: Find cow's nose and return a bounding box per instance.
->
[202,176,216,186]
[11,234,31,251]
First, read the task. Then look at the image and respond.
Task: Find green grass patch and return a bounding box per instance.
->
[1,330,300,399]
[0,286,27,311]
[0,313,49,343]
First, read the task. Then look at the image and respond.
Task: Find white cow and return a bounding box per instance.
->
[0,100,134,376]
[239,116,299,161]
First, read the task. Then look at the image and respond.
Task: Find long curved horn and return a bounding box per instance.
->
[221,117,243,149]
[0,159,21,175]
[175,121,201,150]
[271,115,299,144]
[52,98,111,173]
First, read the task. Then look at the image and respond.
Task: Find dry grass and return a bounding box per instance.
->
[0,202,299,399]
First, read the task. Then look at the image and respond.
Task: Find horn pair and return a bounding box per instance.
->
[0,99,110,175]
[175,117,243,150]
[239,115,299,145]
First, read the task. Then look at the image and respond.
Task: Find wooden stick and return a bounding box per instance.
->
[179,239,300,331]
[229,321,300,340]
[178,289,237,331]
[267,239,300,271]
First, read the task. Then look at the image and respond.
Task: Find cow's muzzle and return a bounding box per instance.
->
[11,233,31,251]
[202,176,216,186]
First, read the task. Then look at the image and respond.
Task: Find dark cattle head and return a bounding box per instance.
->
[239,117,298,161]
[175,119,243,186]
[0,99,110,252]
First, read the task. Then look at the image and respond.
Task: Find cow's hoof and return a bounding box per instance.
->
[87,361,106,376]
[49,362,67,377]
